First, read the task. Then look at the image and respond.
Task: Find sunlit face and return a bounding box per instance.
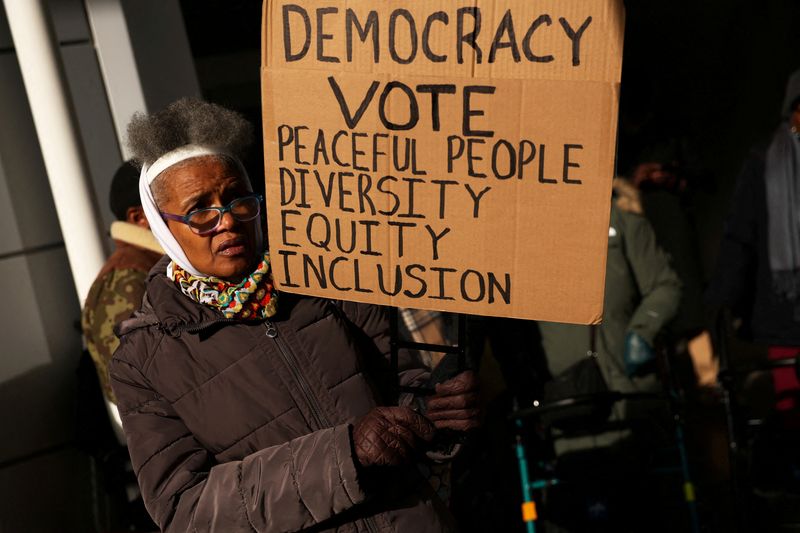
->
[157,156,260,282]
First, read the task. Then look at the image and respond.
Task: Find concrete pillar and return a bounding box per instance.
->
[3,0,105,303]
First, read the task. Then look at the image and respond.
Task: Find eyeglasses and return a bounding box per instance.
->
[161,194,263,235]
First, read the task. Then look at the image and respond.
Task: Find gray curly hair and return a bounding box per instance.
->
[126,97,255,206]
[126,97,254,166]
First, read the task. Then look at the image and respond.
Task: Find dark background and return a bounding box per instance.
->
[179,0,800,279]
[176,2,800,531]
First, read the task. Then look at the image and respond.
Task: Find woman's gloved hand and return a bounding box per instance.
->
[352,406,435,467]
[425,370,481,431]
[623,331,656,378]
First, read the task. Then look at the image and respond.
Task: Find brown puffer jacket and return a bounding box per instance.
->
[110,257,454,532]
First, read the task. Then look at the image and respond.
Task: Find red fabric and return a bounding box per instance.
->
[768,346,800,413]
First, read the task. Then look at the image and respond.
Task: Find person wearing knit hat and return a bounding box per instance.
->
[81,160,163,404]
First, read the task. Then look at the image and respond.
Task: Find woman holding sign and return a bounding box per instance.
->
[110,98,477,532]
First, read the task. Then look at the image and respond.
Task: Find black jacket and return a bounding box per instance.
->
[706,146,800,346]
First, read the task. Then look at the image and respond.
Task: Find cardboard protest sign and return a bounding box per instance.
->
[261,0,624,324]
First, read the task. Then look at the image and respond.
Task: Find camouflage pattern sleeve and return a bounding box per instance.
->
[81,268,148,403]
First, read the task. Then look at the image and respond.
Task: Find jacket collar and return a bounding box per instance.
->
[133,256,228,334]
[110,221,163,254]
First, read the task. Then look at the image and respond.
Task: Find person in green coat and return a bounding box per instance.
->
[538,203,682,450]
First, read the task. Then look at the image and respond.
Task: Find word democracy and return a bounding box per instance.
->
[281,5,592,67]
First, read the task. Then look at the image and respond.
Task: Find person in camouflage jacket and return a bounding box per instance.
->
[81,162,162,403]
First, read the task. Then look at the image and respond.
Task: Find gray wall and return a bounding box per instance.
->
[0,1,112,530]
[0,0,197,530]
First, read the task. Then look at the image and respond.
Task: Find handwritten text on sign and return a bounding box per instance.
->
[262,0,623,323]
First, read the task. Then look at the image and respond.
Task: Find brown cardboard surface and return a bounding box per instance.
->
[261,0,624,324]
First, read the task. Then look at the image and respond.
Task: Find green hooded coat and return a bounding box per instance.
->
[538,205,682,395]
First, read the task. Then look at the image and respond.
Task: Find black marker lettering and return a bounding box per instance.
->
[277,125,293,161]
[281,209,301,246]
[331,130,350,167]
[467,138,487,178]
[422,12,448,62]
[313,130,330,164]
[314,170,335,207]
[282,5,311,62]
[558,16,592,67]
[492,139,516,179]
[463,85,496,137]
[357,173,377,215]
[387,220,416,258]
[488,272,511,304]
[279,167,296,206]
[293,125,309,165]
[456,7,482,64]
[345,9,379,63]
[447,135,465,173]
[335,218,356,253]
[538,144,557,183]
[377,176,400,216]
[378,81,419,131]
[353,259,373,293]
[307,213,331,251]
[429,267,456,301]
[316,7,339,63]
[372,133,388,171]
[489,10,521,63]
[295,167,311,208]
[425,225,451,260]
[403,264,427,298]
[337,171,355,212]
[460,269,485,302]
[563,143,583,184]
[278,250,300,287]
[352,132,369,171]
[329,257,352,291]
[518,140,536,179]
[522,15,554,63]
[360,220,382,256]
[388,9,418,64]
[328,76,379,129]
[399,177,425,219]
[377,264,402,296]
[465,184,492,218]
[431,179,458,218]
[416,84,456,131]
[303,254,327,288]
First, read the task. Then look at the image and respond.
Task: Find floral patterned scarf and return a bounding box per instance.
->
[168,251,278,320]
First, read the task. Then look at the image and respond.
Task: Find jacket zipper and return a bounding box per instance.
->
[265,321,328,430]
[265,321,380,533]
[180,317,379,532]
[175,317,329,432]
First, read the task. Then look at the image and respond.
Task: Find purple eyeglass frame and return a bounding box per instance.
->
[160,194,263,235]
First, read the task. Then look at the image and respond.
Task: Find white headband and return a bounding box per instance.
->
[139,144,259,277]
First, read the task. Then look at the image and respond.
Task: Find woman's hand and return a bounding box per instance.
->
[352,406,435,467]
[425,370,481,431]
